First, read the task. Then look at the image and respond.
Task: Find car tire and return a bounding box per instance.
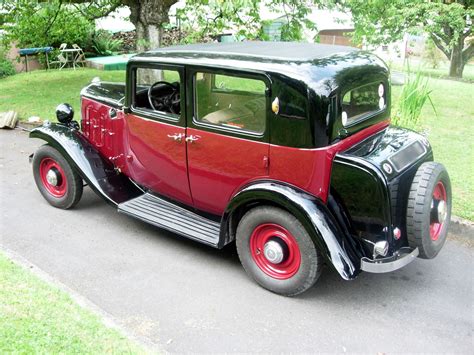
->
[406,162,451,259]
[32,145,83,209]
[236,206,322,296]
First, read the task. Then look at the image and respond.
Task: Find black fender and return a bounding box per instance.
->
[221,181,360,280]
[29,123,142,206]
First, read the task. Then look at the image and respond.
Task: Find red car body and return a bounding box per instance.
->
[30,42,452,295]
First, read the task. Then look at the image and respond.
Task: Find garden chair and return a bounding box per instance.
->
[49,51,68,70]
[50,44,71,69]
[72,44,87,67]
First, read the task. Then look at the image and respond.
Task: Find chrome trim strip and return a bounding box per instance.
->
[361,247,419,273]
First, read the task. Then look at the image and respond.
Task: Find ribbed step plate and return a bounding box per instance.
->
[118,193,220,247]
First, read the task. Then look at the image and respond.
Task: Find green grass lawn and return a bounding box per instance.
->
[392,78,474,221]
[390,59,474,82]
[0,68,125,120]
[0,252,145,353]
[0,67,472,220]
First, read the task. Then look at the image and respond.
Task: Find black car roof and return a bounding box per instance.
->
[129,41,387,99]
[135,41,358,62]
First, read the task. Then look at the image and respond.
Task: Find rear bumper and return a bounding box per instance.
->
[360,247,419,273]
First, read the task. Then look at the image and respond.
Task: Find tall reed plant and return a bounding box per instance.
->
[393,70,437,131]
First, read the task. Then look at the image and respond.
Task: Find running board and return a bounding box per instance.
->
[118,193,221,247]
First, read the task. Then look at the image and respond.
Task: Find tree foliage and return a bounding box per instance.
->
[1,0,330,53]
[175,0,262,42]
[268,0,318,41]
[0,1,95,48]
[339,0,474,78]
[176,0,327,43]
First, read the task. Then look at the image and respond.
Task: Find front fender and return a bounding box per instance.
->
[30,123,141,206]
[222,181,360,280]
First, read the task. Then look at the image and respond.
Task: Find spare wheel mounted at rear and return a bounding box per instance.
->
[406,162,452,259]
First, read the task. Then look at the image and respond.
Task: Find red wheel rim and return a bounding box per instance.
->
[39,158,67,198]
[249,223,301,280]
[430,181,447,241]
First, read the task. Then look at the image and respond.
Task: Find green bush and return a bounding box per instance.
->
[91,30,123,57]
[0,57,16,78]
[0,45,15,78]
[422,38,445,69]
[3,2,94,51]
[393,70,436,130]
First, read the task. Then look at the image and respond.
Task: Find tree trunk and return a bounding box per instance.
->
[449,38,465,78]
[125,0,177,83]
[125,0,176,52]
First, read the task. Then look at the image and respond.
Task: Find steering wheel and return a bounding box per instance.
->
[147,81,180,114]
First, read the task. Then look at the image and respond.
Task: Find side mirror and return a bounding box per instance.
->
[56,103,74,124]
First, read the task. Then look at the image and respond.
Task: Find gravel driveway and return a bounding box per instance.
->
[0,128,472,353]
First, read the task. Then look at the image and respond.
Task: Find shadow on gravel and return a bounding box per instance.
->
[71,187,467,305]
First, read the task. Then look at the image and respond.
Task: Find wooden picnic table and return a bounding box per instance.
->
[59,48,82,70]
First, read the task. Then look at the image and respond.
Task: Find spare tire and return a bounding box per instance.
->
[406,162,451,259]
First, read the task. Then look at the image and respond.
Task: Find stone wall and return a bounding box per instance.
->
[6,42,45,73]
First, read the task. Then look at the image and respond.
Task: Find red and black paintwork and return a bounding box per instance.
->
[29,42,438,280]
[331,127,433,258]
[30,123,142,206]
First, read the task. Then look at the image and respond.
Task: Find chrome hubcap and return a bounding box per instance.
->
[437,200,447,223]
[263,240,284,264]
[46,169,59,186]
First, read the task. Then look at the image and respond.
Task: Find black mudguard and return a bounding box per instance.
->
[30,123,142,206]
[332,126,434,255]
[222,181,361,280]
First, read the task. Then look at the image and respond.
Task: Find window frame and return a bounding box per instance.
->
[329,76,390,142]
[339,81,387,128]
[188,67,271,141]
[127,62,185,126]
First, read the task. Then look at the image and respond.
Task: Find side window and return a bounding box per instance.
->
[133,67,181,118]
[341,82,386,126]
[194,72,266,134]
[213,74,266,94]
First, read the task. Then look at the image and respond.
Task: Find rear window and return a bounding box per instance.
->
[341,82,386,126]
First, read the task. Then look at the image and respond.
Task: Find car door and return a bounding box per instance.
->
[186,68,270,215]
[124,63,193,206]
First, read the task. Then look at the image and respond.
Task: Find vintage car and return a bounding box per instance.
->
[29,42,451,296]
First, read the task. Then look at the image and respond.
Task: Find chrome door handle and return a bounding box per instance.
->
[167,133,184,142]
[185,135,200,143]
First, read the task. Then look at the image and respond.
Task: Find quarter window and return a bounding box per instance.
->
[341,82,386,126]
[194,72,266,134]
